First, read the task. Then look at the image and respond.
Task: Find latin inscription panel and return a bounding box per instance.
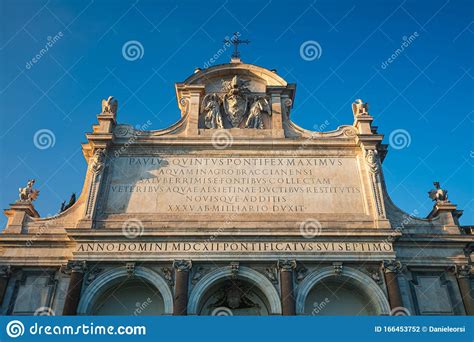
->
[104,156,365,214]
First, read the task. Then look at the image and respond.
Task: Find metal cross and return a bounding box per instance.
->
[224,32,250,59]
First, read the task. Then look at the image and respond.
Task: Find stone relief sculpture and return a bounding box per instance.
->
[352,99,369,116]
[202,94,224,129]
[200,75,272,129]
[89,149,106,174]
[428,182,449,203]
[365,149,380,174]
[222,75,251,127]
[245,96,271,129]
[18,179,40,202]
[101,96,118,115]
[208,281,260,311]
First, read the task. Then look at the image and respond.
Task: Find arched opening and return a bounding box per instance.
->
[92,278,164,316]
[77,267,173,315]
[303,277,376,315]
[296,267,390,316]
[198,279,270,316]
[188,266,282,315]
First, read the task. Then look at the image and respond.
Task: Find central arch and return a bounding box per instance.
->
[188,266,282,315]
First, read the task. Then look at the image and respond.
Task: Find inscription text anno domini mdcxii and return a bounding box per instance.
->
[76,241,393,254]
[105,156,365,214]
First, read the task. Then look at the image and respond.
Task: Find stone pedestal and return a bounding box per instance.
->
[62,261,86,316]
[173,260,192,316]
[278,260,296,316]
[3,201,40,234]
[382,260,403,310]
[427,202,463,234]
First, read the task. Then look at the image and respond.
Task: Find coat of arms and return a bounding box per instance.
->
[201,75,271,129]
[222,75,250,127]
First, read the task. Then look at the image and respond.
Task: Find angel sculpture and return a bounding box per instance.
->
[19,179,40,202]
[245,96,271,129]
[101,96,118,115]
[202,94,224,129]
[428,182,449,203]
[352,99,369,116]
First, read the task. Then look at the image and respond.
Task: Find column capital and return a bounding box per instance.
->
[278,260,296,272]
[453,264,472,279]
[173,260,192,272]
[64,260,87,274]
[382,260,402,274]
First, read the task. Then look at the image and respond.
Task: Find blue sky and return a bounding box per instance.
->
[0,0,473,225]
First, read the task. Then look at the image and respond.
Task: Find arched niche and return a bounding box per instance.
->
[296,266,390,315]
[77,266,173,315]
[188,266,281,315]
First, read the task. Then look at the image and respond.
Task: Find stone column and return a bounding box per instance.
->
[0,266,12,306]
[62,261,86,316]
[278,260,296,315]
[382,260,403,310]
[454,265,473,315]
[173,260,192,316]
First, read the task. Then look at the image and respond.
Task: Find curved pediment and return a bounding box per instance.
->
[183,62,289,88]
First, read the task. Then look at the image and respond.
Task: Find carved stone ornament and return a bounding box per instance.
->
[0,265,12,278]
[453,264,472,278]
[428,182,449,203]
[191,266,205,285]
[333,262,343,276]
[89,149,106,175]
[295,265,308,283]
[18,179,40,202]
[245,96,271,129]
[365,149,380,174]
[229,262,240,279]
[66,260,87,274]
[101,96,118,115]
[173,260,192,272]
[278,259,296,272]
[222,76,250,127]
[352,99,369,116]
[126,262,136,278]
[367,268,383,285]
[263,266,278,285]
[382,260,402,274]
[202,94,224,129]
[86,267,103,285]
[200,75,271,129]
[161,267,174,286]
